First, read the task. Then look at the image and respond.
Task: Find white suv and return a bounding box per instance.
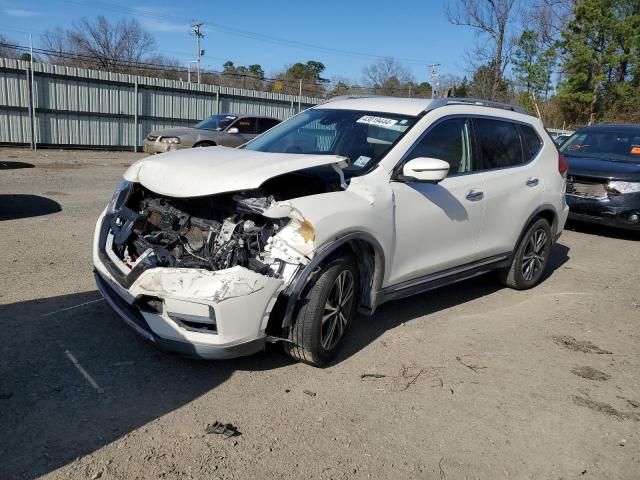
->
[94,97,569,366]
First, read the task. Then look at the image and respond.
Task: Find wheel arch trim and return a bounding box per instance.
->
[280,232,386,328]
[512,204,559,262]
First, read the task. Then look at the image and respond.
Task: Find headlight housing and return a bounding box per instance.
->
[107,180,133,213]
[608,181,640,194]
[160,136,181,145]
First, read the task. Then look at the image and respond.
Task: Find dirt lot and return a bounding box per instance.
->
[1,148,639,480]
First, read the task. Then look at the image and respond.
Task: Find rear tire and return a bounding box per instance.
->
[497,218,552,290]
[284,256,359,367]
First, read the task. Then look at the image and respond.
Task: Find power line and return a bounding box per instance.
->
[53,0,441,65]
[1,42,443,99]
[0,42,326,89]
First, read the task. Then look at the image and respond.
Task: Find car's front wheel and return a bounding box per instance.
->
[497,217,552,290]
[285,256,359,367]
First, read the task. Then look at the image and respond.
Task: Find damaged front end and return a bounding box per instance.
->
[108,183,308,280]
[94,180,318,358]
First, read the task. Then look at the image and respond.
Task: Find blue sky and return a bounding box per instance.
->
[0,0,479,83]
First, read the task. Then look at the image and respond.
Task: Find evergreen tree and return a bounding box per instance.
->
[558,0,640,123]
[512,30,556,101]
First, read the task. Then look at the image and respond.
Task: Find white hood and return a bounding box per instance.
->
[124,146,346,197]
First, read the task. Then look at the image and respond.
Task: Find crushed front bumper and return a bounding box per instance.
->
[93,211,285,359]
[567,193,640,231]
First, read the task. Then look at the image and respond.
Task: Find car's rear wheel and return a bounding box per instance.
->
[497,218,552,290]
[284,256,358,367]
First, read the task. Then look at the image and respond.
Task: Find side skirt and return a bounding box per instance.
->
[378,253,511,305]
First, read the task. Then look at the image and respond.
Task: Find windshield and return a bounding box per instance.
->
[243,108,417,174]
[194,115,238,131]
[560,130,640,163]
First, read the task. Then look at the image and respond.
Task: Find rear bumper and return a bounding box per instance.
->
[567,193,640,231]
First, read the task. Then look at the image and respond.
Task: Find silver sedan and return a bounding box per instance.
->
[143,114,281,153]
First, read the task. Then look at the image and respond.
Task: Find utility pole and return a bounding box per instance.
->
[428,63,441,99]
[191,22,204,84]
[29,33,36,150]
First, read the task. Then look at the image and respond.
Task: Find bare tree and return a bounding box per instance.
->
[446,0,518,99]
[40,27,73,65]
[41,16,156,72]
[529,0,578,46]
[439,73,465,96]
[0,34,22,59]
[362,57,415,95]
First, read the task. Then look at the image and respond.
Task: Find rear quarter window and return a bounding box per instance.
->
[520,125,543,161]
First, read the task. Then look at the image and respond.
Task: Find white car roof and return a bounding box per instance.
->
[315,97,435,116]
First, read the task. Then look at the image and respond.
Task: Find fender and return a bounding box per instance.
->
[280,231,386,328]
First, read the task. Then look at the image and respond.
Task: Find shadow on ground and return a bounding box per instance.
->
[0,293,294,479]
[566,219,639,241]
[0,161,34,170]
[339,242,570,363]
[0,243,570,479]
[0,194,62,221]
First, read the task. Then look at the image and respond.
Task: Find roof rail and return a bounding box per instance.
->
[427,97,526,114]
[325,94,378,102]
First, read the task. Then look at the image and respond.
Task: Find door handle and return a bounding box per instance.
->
[465,189,484,201]
[526,177,539,187]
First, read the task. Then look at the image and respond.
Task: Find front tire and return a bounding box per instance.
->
[497,218,552,290]
[284,256,359,367]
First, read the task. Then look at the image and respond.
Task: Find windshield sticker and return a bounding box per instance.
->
[353,155,371,167]
[631,146,640,155]
[225,116,237,120]
[357,115,398,128]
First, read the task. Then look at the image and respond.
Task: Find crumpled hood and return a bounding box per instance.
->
[124,146,346,197]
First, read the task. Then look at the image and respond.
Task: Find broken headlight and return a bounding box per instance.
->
[107,180,133,213]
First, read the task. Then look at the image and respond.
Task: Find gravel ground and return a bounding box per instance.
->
[1,148,639,480]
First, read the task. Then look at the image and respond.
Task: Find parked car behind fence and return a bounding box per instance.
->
[143,114,281,153]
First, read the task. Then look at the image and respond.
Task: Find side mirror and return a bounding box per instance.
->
[227,127,239,134]
[401,157,450,183]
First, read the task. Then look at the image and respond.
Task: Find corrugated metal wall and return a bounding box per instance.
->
[0,58,321,148]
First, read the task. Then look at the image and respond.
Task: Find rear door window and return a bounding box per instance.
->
[474,118,524,169]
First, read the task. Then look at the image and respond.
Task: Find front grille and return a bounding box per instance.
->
[146,134,158,142]
[566,178,608,199]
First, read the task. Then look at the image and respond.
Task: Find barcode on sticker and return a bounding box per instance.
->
[357,116,398,128]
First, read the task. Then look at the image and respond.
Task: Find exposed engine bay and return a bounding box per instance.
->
[109,185,297,277]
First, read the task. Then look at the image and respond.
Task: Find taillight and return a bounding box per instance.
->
[558,154,568,177]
